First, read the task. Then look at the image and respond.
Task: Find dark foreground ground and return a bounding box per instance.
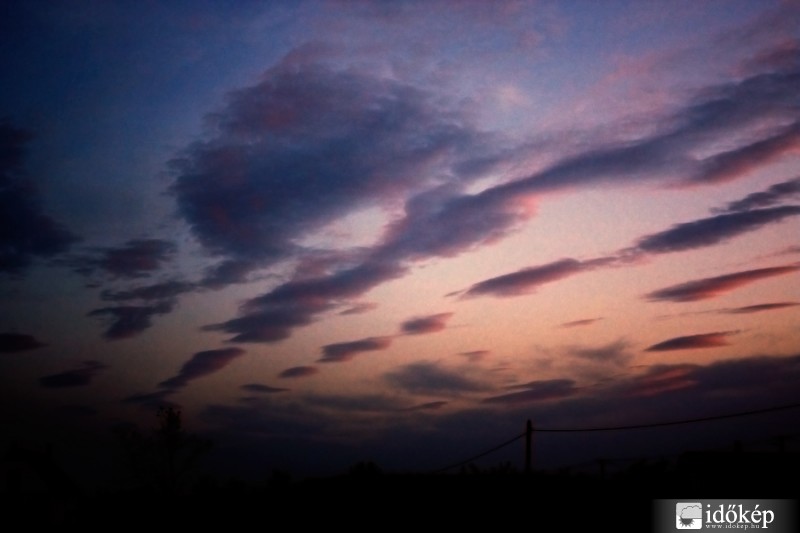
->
[3,450,799,530]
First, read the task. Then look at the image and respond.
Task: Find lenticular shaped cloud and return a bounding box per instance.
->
[171,57,498,276]
[385,362,486,395]
[159,347,245,389]
[68,239,176,279]
[319,336,393,363]
[0,332,46,353]
[559,318,603,328]
[100,280,195,302]
[241,383,288,394]
[633,206,800,254]
[462,258,599,298]
[645,265,799,302]
[39,361,106,388]
[719,176,800,213]
[88,300,175,339]
[400,312,453,335]
[482,379,576,404]
[0,121,78,275]
[720,302,800,314]
[279,366,318,379]
[694,123,800,184]
[644,331,735,352]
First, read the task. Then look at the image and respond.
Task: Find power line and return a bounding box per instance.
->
[430,430,526,474]
[430,401,800,473]
[534,401,800,432]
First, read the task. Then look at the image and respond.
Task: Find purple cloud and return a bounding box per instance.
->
[0,332,46,353]
[632,206,800,254]
[645,265,799,302]
[694,123,800,184]
[100,280,195,302]
[461,258,605,298]
[88,300,175,339]
[68,239,176,279]
[718,176,800,213]
[559,318,603,328]
[241,383,289,394]
[338,302,378,315]
[39,361,106,388]
[720,302,800,314]
[385,362,486,395]
[279,366,318,379]
[400,312,453,335]
[458,350,490,362]
[0,121,78,275]
[482,379,577,404]
[644,331,735,352]
[123,389,178,408]
[171,56,501,286]
[568,340,631,364]
[402,401,448,412]
[318,336,393,363]
[159,347,246,389]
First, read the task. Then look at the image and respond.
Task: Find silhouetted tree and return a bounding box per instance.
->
[114,406,212,495]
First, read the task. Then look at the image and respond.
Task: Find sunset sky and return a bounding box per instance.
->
[2,0,799,480]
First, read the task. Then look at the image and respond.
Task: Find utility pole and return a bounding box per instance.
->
[525,419,533,474]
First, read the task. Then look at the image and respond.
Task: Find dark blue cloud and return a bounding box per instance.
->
[39,360,106,388]
[241,383,289,394]
[644,331,735,352]
[400,312,453,335]
[0,121,78,275]
[385,362,486,395]
[159,347,246,389]
[0,332,46,352]
[645,265,799,302]
[171,57,500,286]
[482,379,577,404]
[720,302,800,314]
[67,239,176,279]
[100,279,195,301]
[717,176,800,213]
[461,258,609,298]
[278,366,318,379]
[88,300,175,339]
[319,336,393,363]
[633,206,800,254]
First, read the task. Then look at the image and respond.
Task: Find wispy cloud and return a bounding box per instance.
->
[68,239,176,279]
[39,361,106,388]
[458,350,490,362]
[400,312,453,335]
[645,265,799,302]
[100,280,195,301]
[717,176,800,213]
[559,318,603,328]
[461,258,600,298]
[644,331,735,352]
[632,206,800,254]
[0,332,46,353]
[401,401,448,412]
[88,300,175,339]
[482,379,577,404]
[719,302,800,314]
[159,347,246,389]
[319,336,393,363]
[0,121,78,275]
[385,362,486,395]
[241,383,289,394]
[279,366,318,379]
